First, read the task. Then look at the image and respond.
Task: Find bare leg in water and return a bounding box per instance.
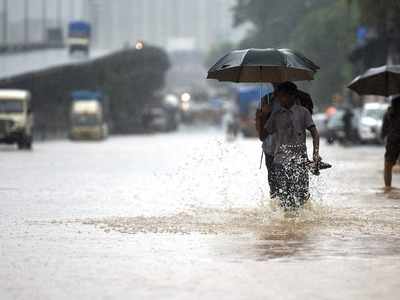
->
[384,161,395,192]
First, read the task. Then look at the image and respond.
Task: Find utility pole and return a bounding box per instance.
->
[56,0,62,29]
[82,0,88,22]
[42,0,47,42]
[2,0,8,45]
[24,0,29,44]
[70,0,75,20]
[88,0,100,48]
[386,9,399,65]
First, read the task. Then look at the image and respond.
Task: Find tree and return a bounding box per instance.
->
[351,0,400,34]
[350,0,400,64]
[290,1,356,106]
[233,0,331,48]
[232,0,355,108]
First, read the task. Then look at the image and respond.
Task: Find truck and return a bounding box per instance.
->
[68,21,91,55]
[69,91,109,140]
[0,90,33,150]
[237,85,272,137]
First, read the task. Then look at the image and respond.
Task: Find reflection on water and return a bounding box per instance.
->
[51,136,400,262]
[376,187,400,200]
[59,192,400,260]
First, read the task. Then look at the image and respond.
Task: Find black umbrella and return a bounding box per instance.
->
[207,48,319,83]
[348,65,400,97]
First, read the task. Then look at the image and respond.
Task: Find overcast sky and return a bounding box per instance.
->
[2,0,84,22]
[1,0,244,50]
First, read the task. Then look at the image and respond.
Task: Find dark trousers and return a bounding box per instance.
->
[265,153,277,198]
[272,161,310,209]
[385,138,400,164]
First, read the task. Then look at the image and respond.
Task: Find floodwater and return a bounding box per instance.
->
[0,129,399,299]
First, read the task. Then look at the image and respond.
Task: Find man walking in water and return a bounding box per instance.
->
[381,96,400,192]
[260,82,320,209]
[256,93,280,198]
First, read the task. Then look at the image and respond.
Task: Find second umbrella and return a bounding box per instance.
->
[348,65,400,97]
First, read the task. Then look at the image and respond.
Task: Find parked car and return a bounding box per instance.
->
[357,102,389,144]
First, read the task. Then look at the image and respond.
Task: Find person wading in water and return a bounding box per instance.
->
[258,82,320,209]
[381,96,400,192]
[256,92,280,198]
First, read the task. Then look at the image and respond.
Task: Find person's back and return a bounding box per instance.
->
[296,90,314,115]
[382,97,400,191]
[382,106,400,143]
[343,108,354,143]
[256,93,280,198]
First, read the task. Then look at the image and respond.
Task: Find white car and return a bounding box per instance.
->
[313,113,328,137]
[358,102,389,144]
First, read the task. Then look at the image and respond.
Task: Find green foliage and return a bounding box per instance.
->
[231,0,356,108]
[290,1,356,106]
[233,0,332,48]
[352,0,400,33]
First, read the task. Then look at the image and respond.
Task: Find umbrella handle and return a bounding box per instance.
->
[259,150,264,170]
[259,84,272,110]
[259,66,263,110]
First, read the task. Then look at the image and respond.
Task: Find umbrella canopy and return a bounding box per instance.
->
[207,48,319,83]
[348,65,400,97]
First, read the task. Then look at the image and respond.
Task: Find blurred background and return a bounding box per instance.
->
[1,2,400,299]
[0,0,398,145]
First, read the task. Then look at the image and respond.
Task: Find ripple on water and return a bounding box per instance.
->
[54,199,400,259]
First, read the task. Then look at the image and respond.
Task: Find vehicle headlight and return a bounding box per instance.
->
[360,122,371,129]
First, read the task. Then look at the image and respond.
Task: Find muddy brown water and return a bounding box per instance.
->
[1,132,399,299]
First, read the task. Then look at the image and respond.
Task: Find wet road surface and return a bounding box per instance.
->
[1,129,399,299]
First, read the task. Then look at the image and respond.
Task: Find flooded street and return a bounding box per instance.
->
[1,129,399,299]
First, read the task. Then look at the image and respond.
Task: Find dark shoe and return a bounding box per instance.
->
[307,160,332,176]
